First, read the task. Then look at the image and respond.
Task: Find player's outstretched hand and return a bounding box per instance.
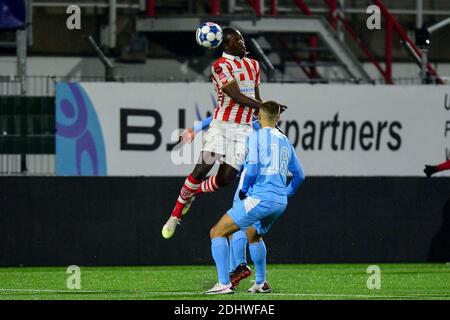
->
[424,165,437,178]
[238,190,247,200]
[179,128,195,144]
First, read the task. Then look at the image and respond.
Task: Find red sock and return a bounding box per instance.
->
[436,159,450,172]
[197,175,220,194]
[171,174,201,219]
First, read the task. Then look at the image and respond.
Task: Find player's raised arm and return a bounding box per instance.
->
[286,144,305,197]
[193,115,213,133]
[222,81,262,110]
[255,86,261,102]
[254,60,262,102]
[179,116,213,144]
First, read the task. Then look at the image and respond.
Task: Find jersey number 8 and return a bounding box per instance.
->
[268,144,289,175]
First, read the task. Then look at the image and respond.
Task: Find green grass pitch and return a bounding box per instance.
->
[0,264,449,300]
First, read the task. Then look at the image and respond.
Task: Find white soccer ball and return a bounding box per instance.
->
[195,22,223,49]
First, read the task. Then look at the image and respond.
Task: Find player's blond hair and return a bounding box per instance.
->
[260,100,281,124]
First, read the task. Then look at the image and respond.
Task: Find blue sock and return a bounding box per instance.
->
[229,236,236,273]
[231,230,248,268]
[211,237,230,285]
[249,240,266,285]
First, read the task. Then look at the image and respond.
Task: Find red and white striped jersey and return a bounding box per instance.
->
[211,52,261,125]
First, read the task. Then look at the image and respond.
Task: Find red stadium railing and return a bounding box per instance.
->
[246,0,262,17]
[144,0,444,84]
[269,0,278,16]
[244,0,444,84]
[371,0,444,84]
[211,0,220,16]
[293,0,319,81]
[146,0,155,17]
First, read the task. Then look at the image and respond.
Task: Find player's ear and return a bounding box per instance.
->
[221,36,230,51]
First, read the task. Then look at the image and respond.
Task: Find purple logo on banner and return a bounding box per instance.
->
[56,83,106,176]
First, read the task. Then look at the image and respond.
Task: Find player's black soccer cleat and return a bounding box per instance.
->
[424,165,437,178]
[230,263,252,287]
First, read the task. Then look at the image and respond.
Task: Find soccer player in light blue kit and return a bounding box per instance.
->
[203,101,305,294]
[179,113,262,286]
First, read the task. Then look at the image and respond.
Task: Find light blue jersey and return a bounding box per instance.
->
[240,127,304,205]
[191,116,302,203]
[227,126,304,236]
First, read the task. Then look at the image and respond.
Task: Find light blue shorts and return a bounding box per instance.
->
[227,197,287,235]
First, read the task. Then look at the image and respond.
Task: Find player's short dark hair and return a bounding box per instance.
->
[261,101,281,120]
[222,27,240,47]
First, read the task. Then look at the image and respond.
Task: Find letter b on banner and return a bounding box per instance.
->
[120,109,162,151]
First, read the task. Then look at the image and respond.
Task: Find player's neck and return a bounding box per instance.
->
[224,50,245,59]
[260,120,275,128]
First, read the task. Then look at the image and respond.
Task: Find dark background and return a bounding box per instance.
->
[1,176,449,266]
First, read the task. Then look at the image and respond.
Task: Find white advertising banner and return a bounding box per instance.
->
[55,82,450,176]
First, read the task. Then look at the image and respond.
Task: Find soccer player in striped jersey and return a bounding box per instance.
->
[162,28,267,239]
[178,114,261,286]
[204,101,305,294]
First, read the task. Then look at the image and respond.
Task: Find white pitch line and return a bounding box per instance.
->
[257,293,449,299]
[0,289,448,299]
[0,289,196,295]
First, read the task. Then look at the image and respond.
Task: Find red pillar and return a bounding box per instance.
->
[269,0,278,16]
[146,0,155,17]
[374,0,443,84]
[293,0,318,79]
[309,36,319,79]
[210,0,220,16]
[248,0,262,17]
[325,0,338,30]
[385,18,393,84]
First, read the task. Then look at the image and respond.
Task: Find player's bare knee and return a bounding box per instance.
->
[210,226,226,239]
[246,227,262,243]
[224,171,236,185]
[209,226,216,239]
[216,170,236,187]
[210,225,222,239]
[192,164,210,180]
[247,232,262,243]
[191,170,204,181]
[248,236,262,244]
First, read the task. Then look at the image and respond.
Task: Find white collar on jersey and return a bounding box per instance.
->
[222,51,249,61]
